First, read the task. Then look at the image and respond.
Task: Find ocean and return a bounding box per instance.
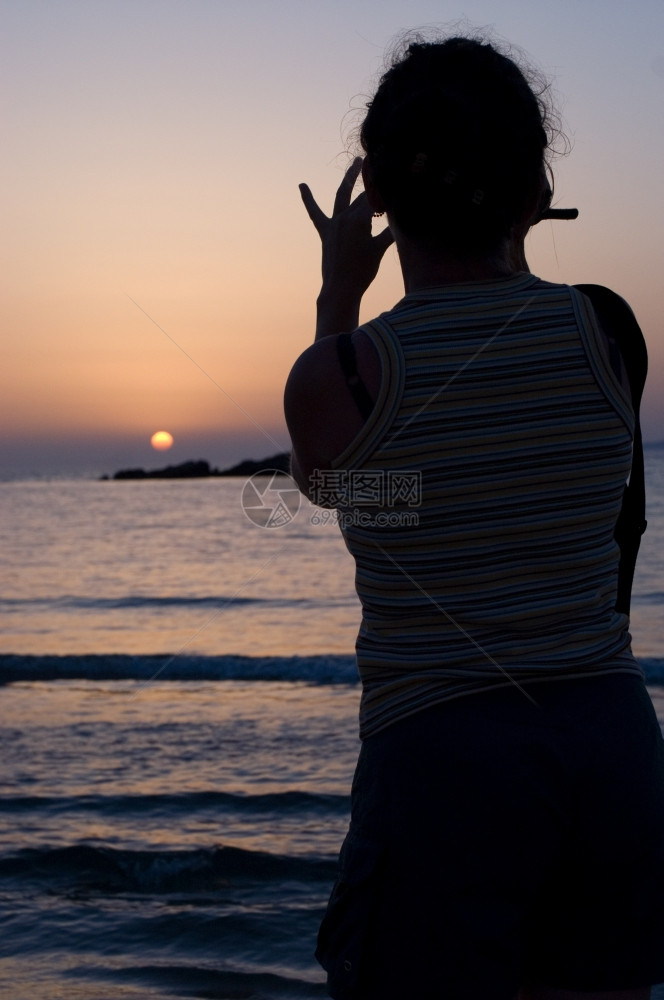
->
[1,446,663,999]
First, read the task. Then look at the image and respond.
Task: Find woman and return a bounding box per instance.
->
[284,33,664,1000]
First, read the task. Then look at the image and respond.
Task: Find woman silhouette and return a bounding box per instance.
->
[285,32,664,1000]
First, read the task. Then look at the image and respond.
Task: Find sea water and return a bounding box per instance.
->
[1,447,663,999]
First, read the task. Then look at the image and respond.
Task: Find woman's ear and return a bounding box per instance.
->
[361,157,387,214]
[529,167,551,226]
[512,167,549,241]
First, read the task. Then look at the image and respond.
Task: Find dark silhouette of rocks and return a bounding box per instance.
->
[105,452,291,480]
[218,453,291,477]
[112,459,212,480]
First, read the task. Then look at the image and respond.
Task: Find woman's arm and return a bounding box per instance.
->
[284,331,380,499]
[285,160,392,494]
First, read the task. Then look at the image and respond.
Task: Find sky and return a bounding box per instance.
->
[2,0,663,478]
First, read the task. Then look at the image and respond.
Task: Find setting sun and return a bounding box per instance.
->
[150,430,174,451]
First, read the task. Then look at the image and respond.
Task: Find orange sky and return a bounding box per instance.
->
[2,0,663,477]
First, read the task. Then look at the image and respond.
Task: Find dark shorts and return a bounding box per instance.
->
[316,674,664,999]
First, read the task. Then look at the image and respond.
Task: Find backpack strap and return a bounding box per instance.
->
[574,284,648,617]
[337,333,375,420]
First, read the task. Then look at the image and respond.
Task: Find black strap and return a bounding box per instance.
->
[337,333,375,420]
[574,284,648,617]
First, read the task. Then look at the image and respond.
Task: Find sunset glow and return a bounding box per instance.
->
[2,0,663,477]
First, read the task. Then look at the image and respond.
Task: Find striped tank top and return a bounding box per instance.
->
[330,272,642,739]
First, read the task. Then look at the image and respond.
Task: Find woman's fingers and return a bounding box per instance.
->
[299,183,328,234]
[300,158,366,236]
[332,157,363,216]
[299,159,391,302]
[374,224,395,255]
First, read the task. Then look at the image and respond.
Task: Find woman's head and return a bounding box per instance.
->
[360,34,561,254]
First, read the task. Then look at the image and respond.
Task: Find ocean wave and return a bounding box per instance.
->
[0,593,335,610]
[641,658,664,685]
[0,843,337,894]
[634,591,664,605]
[0,653,359,684]
[0,789,349,816]
[83,963,328,999]
[2,653,664,685]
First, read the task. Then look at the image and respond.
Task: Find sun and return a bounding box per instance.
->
[150,430,174,451]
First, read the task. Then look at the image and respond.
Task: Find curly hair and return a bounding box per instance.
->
[359,32,566,252]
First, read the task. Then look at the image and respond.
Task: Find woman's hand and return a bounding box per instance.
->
[299,157,394,339]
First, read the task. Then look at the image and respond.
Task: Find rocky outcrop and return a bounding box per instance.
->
[104,453,291,480]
